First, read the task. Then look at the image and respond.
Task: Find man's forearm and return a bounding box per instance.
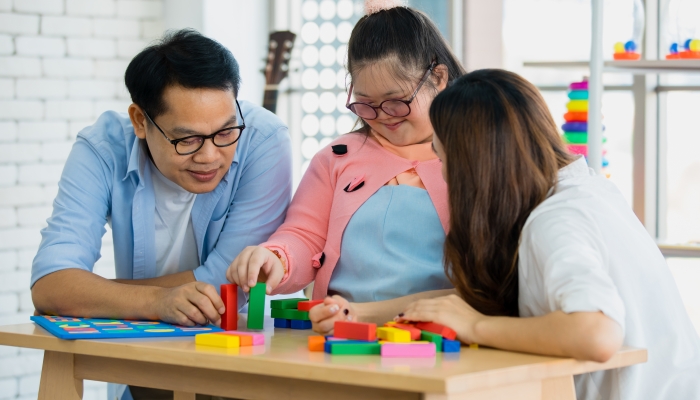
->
[113,270,196,288]
[32,269,163,319]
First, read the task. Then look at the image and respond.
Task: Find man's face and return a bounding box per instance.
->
[130,85,239,194]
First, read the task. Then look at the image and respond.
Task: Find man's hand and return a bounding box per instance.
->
[153,282,225,327]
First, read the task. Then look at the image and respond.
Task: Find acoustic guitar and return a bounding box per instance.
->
[262,31,296,113]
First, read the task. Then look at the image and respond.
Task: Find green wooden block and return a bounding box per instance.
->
[247,282,266,330]
[329,342,381,355]
[271,308,309,321]
[421,331,443,349]
[270,298,308,310]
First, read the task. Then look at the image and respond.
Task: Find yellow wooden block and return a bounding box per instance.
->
[195,333,240,348]
[376,327,410,342]
[379,340,429,345]
[469,343,479,349]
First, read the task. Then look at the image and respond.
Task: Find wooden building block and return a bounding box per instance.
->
[420,331,443,349]
[297,300,323,311]
[220,284,238,331]
[247,282,266,330]
[381,343,436,358]
[388,323,422,341]
[379,340,429,345]
[327,342,381,355]
[442,339,461,353]
[469,343,479,349]
[414,322,457,340]
[195,333,240,348]
[290,319,312,330]
[269,298,308,310]
[308,336,325,352]
[270,309,309,321]
[220,331,265,346]
[334,321,377,341]
[274,318,291,328]
[376,327,410,342]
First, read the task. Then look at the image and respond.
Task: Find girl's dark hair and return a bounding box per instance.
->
[429,69,576,317]
[347,6,465,132]
[125,29,241,118]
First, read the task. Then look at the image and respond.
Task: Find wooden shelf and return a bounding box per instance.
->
[523,59,700,74]
[658,243,700,258]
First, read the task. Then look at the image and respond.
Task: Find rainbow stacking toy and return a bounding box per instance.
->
[562,80,609,174]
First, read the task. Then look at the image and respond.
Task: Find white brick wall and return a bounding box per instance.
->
[0,1,164,398]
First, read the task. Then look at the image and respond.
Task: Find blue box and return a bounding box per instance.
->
[442,339,461,353]
[290,319,312,330]
[274,318,291,328]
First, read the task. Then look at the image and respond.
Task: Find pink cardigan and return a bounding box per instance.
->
[261,133,449,299]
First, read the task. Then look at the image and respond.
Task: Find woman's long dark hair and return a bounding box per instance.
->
[347,6,465,133]
[430,69,576,317]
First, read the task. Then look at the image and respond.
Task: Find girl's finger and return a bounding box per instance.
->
[309,303,341,322]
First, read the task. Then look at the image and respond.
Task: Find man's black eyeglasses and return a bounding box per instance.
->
[143,99,246,156]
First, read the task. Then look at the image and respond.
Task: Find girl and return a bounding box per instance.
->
[400,69,700,400]
[227,0,465,332]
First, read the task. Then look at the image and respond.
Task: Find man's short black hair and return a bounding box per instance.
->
[125,29,241,118]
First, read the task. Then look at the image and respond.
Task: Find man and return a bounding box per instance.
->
[30,30,291,398]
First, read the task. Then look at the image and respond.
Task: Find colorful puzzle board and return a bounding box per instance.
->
[31,315,224,340]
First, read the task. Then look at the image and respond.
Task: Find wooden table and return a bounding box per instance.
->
[0,321,646,400]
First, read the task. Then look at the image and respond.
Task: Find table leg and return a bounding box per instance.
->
[542,375,576,400]
[174,392,196,400]
[37,351,83,400]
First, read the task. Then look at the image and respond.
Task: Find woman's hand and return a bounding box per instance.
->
[397,294,486,344]
[308,295,356,335]
[226,246,285,294]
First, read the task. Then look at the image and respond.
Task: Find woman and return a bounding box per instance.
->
[399,69,700,400]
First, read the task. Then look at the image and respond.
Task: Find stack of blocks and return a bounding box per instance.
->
[562,80,609,174]
[271,298,323,330]
[194,283,268,348]
[308,320,469,357]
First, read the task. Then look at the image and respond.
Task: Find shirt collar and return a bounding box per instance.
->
[557,155,593,181]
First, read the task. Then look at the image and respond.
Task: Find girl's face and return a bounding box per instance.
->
[350,60,447,146]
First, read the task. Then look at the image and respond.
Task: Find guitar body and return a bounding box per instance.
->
[263,31,296,113]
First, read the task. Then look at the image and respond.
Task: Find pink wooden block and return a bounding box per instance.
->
[381,343,436,358]
[220,331,265,345]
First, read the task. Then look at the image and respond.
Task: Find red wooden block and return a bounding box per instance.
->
[334,321,377,341]
[387,323,422,341]
[220,284,238,331]
[414,322,457,340]
[297,300,323,311]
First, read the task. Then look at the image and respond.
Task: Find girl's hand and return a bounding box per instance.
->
[397,294,486,344]
[226,246,285,294]
[308,295,356,335]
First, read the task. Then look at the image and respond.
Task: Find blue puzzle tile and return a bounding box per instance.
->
[442,339,461,353]
[290,319,312,330]
[274,318,291,328]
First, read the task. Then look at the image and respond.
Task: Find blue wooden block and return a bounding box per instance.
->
[274,318,291,328]
[442,339,461,353]
[290,319,312,330]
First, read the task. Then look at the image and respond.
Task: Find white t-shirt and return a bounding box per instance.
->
[150,161,199,277]
[518,156,700,400]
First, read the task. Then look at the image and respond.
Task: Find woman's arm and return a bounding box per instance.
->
[309,289,456,334]
[400,294,624,363]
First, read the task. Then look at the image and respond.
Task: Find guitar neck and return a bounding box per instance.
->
[262,88,279,114]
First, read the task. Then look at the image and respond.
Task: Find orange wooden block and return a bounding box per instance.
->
[308,336,325,352]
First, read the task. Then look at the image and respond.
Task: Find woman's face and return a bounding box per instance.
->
[350,60,447,146]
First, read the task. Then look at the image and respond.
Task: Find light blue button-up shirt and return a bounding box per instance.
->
[31,100,292,298]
